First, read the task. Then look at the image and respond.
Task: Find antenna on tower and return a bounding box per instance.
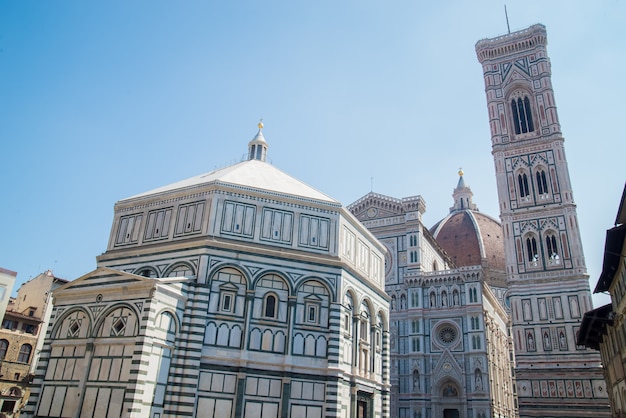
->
[504,5,511,34]
[370,177,374,192]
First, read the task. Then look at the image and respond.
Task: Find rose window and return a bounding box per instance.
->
[438,326,457,345]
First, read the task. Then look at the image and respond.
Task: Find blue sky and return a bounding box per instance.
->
[1,1,623,307]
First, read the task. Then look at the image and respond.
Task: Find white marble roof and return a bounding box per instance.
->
[121,159,339,205]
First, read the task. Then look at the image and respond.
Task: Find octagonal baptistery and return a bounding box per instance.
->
[26,123,390,418]
[430,171,506,288]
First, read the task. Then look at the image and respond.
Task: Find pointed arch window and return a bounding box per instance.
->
[411,337,420,352]
[469,287,478,303]
[411,320,420,333]
[471,316,480,330]
[545,233,560,264]
[511,96,534,134]
[518,173,530,198]
[526,236,538,264]
[411,290,419,308]
[536,169,549,195]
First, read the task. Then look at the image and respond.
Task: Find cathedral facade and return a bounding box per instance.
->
[24,125,391,418]
[476,24,610,417]
[348,179,517,418]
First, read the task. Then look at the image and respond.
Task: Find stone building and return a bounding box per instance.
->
[476,24,610,417]
[0,269,16,326]
[348,173,517,418]
[0,270,66,417]
[579,184,626,417]
[25,123,390,418]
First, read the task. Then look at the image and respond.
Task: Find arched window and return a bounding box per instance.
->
[18,344,32,363]
[411,290,419,308]
[137,268,157,278]
[412,337,420,352]
[518,173,530,198]
[264,294,277,318]
[536,169,549,195]
[469,288,478,303]
[344,292,354,334]
[167,264,194,278]
[411,320,420,333]
[526,236,538,263]
[473,335,481,349]
[471,316,479,330]
[376,313,383,351]
[545,234,558,257]
[249,144,257,160]
[360,311,370,342]
[546,233,560,265]
[0,339,8,360]
[511,96,534,134]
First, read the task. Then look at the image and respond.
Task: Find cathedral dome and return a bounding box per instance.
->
[430,171,505,273]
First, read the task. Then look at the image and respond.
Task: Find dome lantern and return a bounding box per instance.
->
[248,119,268,162]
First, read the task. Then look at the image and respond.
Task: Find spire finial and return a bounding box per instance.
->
[258,118,264,130]
[458,167,464,177]
[504,5,511,34]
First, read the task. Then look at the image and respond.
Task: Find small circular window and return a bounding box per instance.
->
[438,326,458,345]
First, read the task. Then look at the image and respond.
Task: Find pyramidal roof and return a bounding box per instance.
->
[121,123,339,206]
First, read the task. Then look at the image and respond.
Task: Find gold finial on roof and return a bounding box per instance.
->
[458,167,464,177]
[258,118,264,130]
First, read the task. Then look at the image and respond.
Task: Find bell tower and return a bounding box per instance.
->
[476,25,609,417]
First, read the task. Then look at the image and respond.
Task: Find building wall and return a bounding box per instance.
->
[579,187,626,417]
[349,193,517,418]
[0,269,17,326]
[603,229,626,415]
[0,270,64,417]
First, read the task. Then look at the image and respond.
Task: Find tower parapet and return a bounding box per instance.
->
[475,24,547,62]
